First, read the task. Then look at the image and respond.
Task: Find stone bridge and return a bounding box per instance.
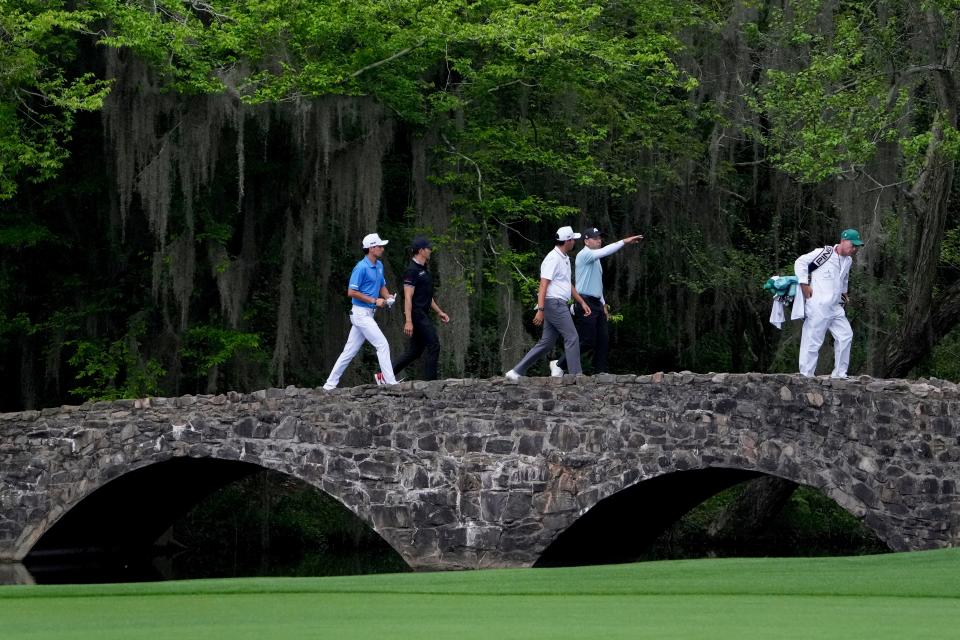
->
[1,373,959,571]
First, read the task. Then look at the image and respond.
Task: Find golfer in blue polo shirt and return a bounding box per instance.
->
[323,233,399,390]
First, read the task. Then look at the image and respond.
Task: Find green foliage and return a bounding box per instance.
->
[752,0,960,191]
[680,330,734,372]
[902,123,960,184]
[492,248,540,302]
[181,324,261,375]
[0,221,57,248]
[66,320,166,401]
[5,0,956,406]
[0,1,113,199]
[71,0,698,285]
[738,0,960,377]
[171,471,408,578]
[755,4,907,183]
[942,228,960,270]
[668,224,771,298]
[0,311,31,352]
[648,484,889,560]
[914,325,960,382]
[0,2,704,354]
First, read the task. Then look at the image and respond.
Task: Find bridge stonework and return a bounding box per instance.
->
[1,373,959,570]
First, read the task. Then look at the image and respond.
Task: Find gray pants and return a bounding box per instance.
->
[512,298,582,375]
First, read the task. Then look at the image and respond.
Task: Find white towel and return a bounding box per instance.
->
[769,298,786,329]
[791,293,805,321]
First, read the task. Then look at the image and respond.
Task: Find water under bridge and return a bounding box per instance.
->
[1,372,958,573]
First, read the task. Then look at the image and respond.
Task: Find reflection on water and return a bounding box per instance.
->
[0,563,35,585]
[20,547,409,585]
[15,466,411,585]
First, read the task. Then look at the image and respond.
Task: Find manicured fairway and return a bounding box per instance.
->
[2,549,959,639]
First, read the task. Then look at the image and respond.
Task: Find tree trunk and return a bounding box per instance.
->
[874,10,959,378]
[933,279,960,338]
[19,338,36,411]
[707,476,798,540]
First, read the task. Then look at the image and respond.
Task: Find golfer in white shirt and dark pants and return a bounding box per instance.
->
[506,226,592,379]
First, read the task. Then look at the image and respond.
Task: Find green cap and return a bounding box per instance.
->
[840,229,864,246]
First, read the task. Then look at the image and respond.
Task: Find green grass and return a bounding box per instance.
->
[3,549,960,639]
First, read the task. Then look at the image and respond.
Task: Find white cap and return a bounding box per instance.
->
[555,226,581,242]
[361,233,389,249]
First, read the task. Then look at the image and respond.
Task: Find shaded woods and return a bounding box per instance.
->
[2,0,958,411]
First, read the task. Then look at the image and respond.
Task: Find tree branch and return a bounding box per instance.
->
[441,133,483,201]
[350,41,424,79]
[187,1,231,22]
[885,65,951,112]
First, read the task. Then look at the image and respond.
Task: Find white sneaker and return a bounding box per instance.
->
[505,370,520,381]
[322,383,336,391]
[549,360,564,377]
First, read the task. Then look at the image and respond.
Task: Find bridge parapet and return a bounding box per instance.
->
[1,372,959,569]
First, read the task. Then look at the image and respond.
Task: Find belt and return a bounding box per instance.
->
[351,306,376,316]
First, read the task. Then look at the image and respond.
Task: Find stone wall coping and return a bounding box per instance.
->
[1,372,958,421]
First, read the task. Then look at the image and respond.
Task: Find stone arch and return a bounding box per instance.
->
[20,451,410,572]
[3,375,958,571]
[24,456,258,571]
[534,463,893,567]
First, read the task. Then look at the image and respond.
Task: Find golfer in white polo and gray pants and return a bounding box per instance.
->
[323,233,399,390]
[506,226,592,379]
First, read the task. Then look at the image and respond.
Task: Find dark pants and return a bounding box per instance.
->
[392,309,440,380]
[558,296,609,374]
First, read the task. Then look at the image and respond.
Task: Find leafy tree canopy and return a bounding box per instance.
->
[0,0,112,199]
[2,0,704,209]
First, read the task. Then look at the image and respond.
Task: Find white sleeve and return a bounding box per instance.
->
[794,247,822,285]
[539,253,556,281]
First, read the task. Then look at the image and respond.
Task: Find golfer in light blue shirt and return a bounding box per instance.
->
[552,227,643,375]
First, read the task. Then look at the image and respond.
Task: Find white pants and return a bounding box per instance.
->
[798,301,853,378]
[323,307,397,389]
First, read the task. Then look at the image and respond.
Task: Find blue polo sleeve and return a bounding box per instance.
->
[376,264,386,291]
[348,261,366,290]
[578,248,599,264]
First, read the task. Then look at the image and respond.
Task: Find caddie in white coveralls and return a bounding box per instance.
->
[794,228,864,378]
